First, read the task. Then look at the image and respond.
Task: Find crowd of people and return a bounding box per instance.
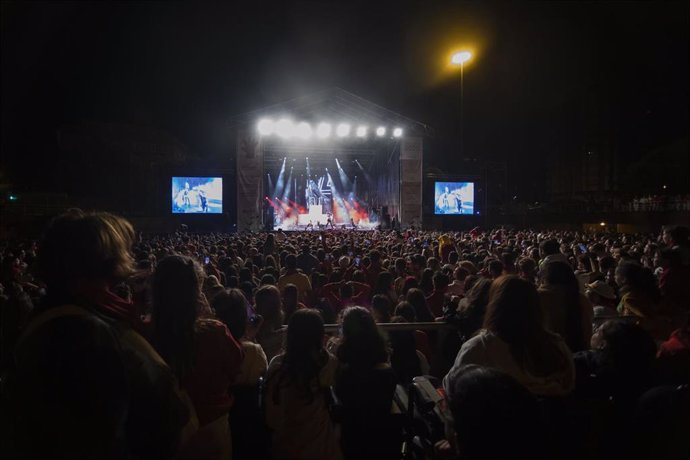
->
[1,210,689,459]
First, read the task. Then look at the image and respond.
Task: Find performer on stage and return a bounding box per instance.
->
[199,189,208,212]
[326,213,334,229]
[182,181,191,208]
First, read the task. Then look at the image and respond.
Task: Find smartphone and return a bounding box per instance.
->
[579,244,587,253]
[355,256,361,266]
[319,235,322,241]
[204,256,210,265]
[246,303,258,325]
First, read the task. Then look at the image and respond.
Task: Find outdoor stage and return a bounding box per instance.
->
[234,88,427,232]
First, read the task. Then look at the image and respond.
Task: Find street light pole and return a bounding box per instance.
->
[460,60,464,158]
[451,51,472,158]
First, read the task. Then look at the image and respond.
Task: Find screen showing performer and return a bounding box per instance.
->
[434,181,475,215]
[171,177,223,214]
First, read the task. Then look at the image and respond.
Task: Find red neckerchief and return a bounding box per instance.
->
[75,280,140,328]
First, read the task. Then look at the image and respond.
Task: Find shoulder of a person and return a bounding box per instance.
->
[267,353,285,375]
[196,317,229,334]
[462,329,495,348]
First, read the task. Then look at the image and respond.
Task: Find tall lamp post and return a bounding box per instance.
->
[451,51,472,157]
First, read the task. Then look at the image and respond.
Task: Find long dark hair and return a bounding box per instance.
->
[275,309,328,402]
[389,316,422,384]
[541,261,587,352]
[406,288,434,322]
[212,288,249,341]
[152,255,201,378]
[483,276,568,377]
[337,307,388,369]
[457,277,492,338]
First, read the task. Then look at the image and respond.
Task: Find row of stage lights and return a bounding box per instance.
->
[257,118,403,140]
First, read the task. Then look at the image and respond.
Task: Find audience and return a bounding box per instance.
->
[2,214,689,459]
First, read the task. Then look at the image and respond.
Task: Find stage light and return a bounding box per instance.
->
[296,121,312,139]
[257,118,275,136]
[393,127,403,137]
[356,126,367,138]
[336,123,351,137]
[316,123,331,138]
[376,126,386,137]
[276,119,295,138]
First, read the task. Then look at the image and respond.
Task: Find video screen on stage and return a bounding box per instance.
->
[171,177,223,214]
[434,181,475,215]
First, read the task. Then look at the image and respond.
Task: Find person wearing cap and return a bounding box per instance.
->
[585,280,618,331]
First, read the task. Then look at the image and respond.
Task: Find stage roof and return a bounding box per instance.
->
[229,87,434,138]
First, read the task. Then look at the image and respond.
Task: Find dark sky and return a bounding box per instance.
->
[1,1,688,197]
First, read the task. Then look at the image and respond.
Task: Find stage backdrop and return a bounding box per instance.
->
[400,136,423,228]
[236,129,263,231]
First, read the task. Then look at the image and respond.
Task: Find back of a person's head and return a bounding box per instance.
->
[280,309,327,396]
[371,294,391,322]
[211,288,249,340]
[338,306,388,368]
[595,319,657,374]
[38,210,135,290]
[453,266,469,282]
[375,271,394,291]
[518,257,537,275]
[152,255,200,377]
[260,273,276,286]
[484,276,565,376]
[447,365,543,459]
[402,276,418,295]
[540,239,560,256]
[283,283,298,302]
[616,261,659,300]
[406,288,429,315]
[432,271,449,290]
[487,259,504,278]
[459,260,478,275]
[501,252,516,267]
[285,308,324,361]
[394,301,416,322]
[285,253,297,270]
[463,278,492,311]
[239,267,253,283]
[254,284,283,328]
[540,261,578,291]
[335,281,352,301]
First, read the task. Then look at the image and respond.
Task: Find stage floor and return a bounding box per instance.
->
[274,222,378,232]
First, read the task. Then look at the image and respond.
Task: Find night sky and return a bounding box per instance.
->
[1,1,688,199]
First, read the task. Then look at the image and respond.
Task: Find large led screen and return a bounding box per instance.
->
[434,181,474,215]
[171,177,223,214]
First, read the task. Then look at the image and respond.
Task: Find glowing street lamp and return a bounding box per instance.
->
[450,50,472,157]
